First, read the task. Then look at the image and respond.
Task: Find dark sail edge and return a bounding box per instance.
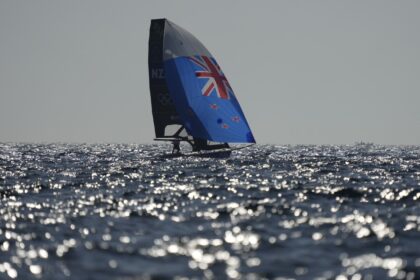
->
[148,19,182,138]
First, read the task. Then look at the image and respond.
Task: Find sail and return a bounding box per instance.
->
[148,19,182,138]
[149,19,255,143]
[162,20,255,143]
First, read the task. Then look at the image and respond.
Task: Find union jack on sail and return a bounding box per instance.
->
[188,56,233,100]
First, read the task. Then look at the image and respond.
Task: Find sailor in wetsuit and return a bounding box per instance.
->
[171,140,181,154]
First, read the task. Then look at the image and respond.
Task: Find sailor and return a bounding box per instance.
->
[172,140,181,154]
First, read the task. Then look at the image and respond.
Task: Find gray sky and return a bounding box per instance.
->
[1,0,419,144]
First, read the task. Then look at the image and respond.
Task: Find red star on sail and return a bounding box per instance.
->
[209,103,219,110]
[231,116,240,122]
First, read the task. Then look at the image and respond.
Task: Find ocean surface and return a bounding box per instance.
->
[0,143,419,280]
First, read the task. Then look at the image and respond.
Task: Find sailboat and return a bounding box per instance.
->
[148,19,255,156]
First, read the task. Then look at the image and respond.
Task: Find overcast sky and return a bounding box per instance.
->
[1,0,419,144]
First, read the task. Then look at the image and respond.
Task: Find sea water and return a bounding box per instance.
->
[0,143,419,279]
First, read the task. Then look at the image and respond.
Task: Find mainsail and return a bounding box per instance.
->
[148,19,181,138]
[148,19,255,146]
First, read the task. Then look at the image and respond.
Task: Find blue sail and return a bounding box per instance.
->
[162,20,255,143]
